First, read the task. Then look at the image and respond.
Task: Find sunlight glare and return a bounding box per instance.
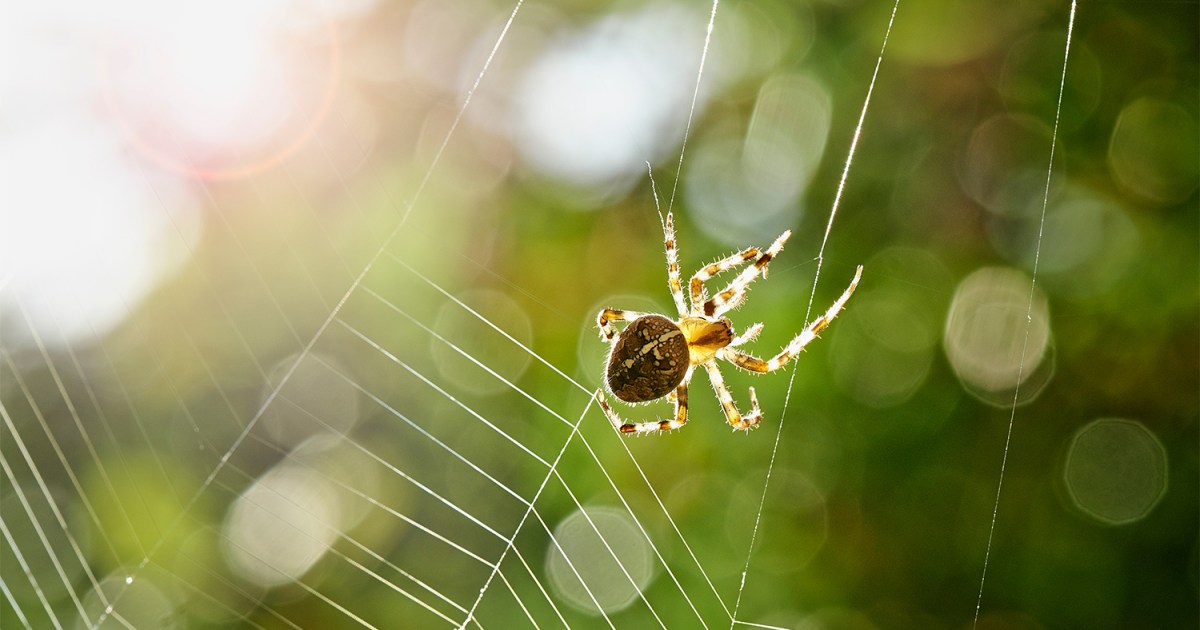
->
[98,0,339,178]
[513,4,709,199]
[0,120,200,348]
[102,0,288,155]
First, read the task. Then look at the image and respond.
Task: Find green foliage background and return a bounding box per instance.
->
[2,0,1196,628]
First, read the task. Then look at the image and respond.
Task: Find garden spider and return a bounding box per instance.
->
[596,213,862,434]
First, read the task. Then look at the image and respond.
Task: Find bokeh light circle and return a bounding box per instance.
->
[886,0,1036,66]
[513,4,707,196]
[1107,96,1200,204]
[222,463,341,587]
[1063,418,1168,525]
[998,32,1102,133]
[727,471,828,572]
[830,247,952,409]
[430,288,534,396]
[289,434,380,531]
[686,73,830,248]
[78,567,180,630]
[545,506,655,615]
[831,286,937,409]
[261,352,361,448]
[944,267,1053,406]
[987,186,1141,301]
[960,114,1060,216]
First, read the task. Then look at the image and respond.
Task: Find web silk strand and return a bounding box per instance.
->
[667,0,720,212]
[83,2,529,625]
[972,2,1076,627]
[732,0,902,625]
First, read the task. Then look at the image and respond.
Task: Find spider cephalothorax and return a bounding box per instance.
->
[595,212,862,434]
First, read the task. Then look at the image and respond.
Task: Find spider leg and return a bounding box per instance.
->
[729,323,764,347]
[702,230,792,317]
[718,265,862,373]
[597,308,648,341]
[663,213,688,318]
[703,361,762,431]
[688,246,760,314]
[597,382,689,434]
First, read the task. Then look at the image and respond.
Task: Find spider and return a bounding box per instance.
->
[595,212,862,434]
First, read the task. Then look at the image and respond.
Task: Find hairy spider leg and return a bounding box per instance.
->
[662,213,688,318]
[599,380,690,434]
[702,230,792,317]
[729,322,764,347]
[720,265,863,373]
[688,246,761,314]
[597,308,648,341]
[703,361,762,430]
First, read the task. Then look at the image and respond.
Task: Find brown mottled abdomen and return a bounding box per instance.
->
[605,315,690,403]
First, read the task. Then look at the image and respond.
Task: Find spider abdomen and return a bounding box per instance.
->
[605,315,690,403]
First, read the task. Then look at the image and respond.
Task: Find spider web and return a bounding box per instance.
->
[4,0,1192,628]
[3,0,832,625]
